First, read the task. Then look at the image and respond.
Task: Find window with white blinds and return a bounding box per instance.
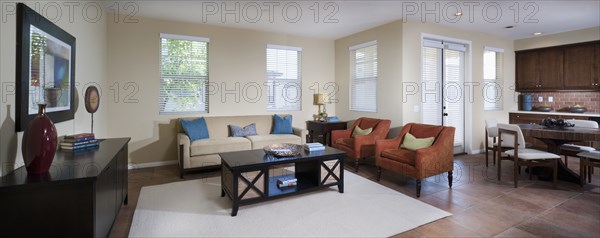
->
[159,33,209,114]
[350,41,377,112]
[483,47,504,111]
[266,44,302,111]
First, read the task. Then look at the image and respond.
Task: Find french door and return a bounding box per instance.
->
[421,39,466,154]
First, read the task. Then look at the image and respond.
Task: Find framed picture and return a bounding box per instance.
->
[16,3,76,132]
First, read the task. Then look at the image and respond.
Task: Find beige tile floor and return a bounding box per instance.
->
[109,153,600,237]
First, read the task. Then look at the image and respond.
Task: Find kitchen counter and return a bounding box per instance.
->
[511,111,600,118]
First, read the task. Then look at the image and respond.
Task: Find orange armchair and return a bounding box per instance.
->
[332,117,391,172]
[375,123,455,197]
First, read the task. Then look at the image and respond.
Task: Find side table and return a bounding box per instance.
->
[306,120,347,146]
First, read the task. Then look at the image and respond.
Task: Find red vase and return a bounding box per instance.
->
[22,104,57,174]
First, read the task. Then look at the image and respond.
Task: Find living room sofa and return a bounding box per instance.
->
[177,115,307,178]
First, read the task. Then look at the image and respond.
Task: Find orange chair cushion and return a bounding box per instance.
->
[381,149,416,166]
[409,124,444,139]
[335,138,354,148]
[358,118,381,131]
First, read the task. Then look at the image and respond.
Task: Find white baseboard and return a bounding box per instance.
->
[128,160,178,170]
[470,149,482,154]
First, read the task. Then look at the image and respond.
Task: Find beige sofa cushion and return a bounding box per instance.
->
[246,134,302,149]
[190,137,251,156]
[190,154,221,168]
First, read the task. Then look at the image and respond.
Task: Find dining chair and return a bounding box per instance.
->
[485,118,498,167]
[560,119,599,167]
[497,123,561,188]
[578,151,600,187]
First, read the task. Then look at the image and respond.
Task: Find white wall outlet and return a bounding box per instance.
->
[548,96,553,102]
[413,105,420,112]
[538,96,543,102]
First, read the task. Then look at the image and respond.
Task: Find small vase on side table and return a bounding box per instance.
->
[22,103,57,174]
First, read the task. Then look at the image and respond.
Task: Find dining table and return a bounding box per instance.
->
[518,124,600,183]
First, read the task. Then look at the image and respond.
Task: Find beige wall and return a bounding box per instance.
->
[107,15,335,165]
[401,21,515,154]
[514,27,600,51]
[0,1,108,176]
[334,21,404,128]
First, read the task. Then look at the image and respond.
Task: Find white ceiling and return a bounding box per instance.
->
[114,1,600,40]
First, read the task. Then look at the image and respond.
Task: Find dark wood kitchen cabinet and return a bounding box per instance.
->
[516,50,539,91]
[0,138,130,238]
[516,48,563,91]
[516,41,600,92]
[564,42,600,90]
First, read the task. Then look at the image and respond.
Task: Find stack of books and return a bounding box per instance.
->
[61,133,99,151]
[304,143,325,152]
[276,178,297,189]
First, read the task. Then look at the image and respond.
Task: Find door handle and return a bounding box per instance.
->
[443,113,449,116]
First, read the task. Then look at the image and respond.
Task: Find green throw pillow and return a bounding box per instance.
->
[352,126,373,137]
[400,132,435,151]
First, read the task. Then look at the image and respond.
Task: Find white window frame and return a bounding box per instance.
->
[349,40,378,112]
[159,33,210,115]
[483,46,504,111]
[266,44,302,111]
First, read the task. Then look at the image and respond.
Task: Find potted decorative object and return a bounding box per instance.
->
[540,118,574,129]
[22,104,57,174]
[569,104,587,113]
[535,103,553,112]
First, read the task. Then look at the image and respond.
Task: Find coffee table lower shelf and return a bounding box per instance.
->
[220,148,345,216]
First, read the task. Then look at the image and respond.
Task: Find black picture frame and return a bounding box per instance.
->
[16,3,76,132]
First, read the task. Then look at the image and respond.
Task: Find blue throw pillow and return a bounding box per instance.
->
[229,123,257,137]
[272,114,293,134]
[181,117,209,141]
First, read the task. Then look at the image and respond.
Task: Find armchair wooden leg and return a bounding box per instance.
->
[565,156,568,167]
[355,159,359,172]
[528,165,532,180]
[416,179,422,198]
[376,167,382,181]
[588,165,592,183]
[448,171,453,188]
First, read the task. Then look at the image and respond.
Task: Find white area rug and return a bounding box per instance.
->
[129,171,451,237]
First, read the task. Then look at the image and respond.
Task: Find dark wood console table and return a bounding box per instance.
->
[0,138,130,237]
[306,120,347,146]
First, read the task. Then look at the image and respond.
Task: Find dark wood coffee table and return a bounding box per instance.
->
[220,146,346,216]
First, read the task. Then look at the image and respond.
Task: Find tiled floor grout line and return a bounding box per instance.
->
[489,182,584,236]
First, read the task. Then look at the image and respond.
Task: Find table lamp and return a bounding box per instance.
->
[313,94,327,120]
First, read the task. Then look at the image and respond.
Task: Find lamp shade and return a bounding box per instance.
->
[313,94,326,105]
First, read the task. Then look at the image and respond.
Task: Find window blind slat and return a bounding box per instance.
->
[267,46,301,111]
[350,43,377,112]
[422,46,443,125]
[159,35,209,114]
[483,48,503,111]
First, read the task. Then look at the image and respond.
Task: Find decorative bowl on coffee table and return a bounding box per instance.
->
[263,143,303,157]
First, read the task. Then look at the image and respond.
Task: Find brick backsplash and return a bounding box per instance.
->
[520,92,600,113]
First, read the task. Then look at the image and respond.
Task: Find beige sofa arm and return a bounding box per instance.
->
[177,133,191,177]
[293,127,308,144]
